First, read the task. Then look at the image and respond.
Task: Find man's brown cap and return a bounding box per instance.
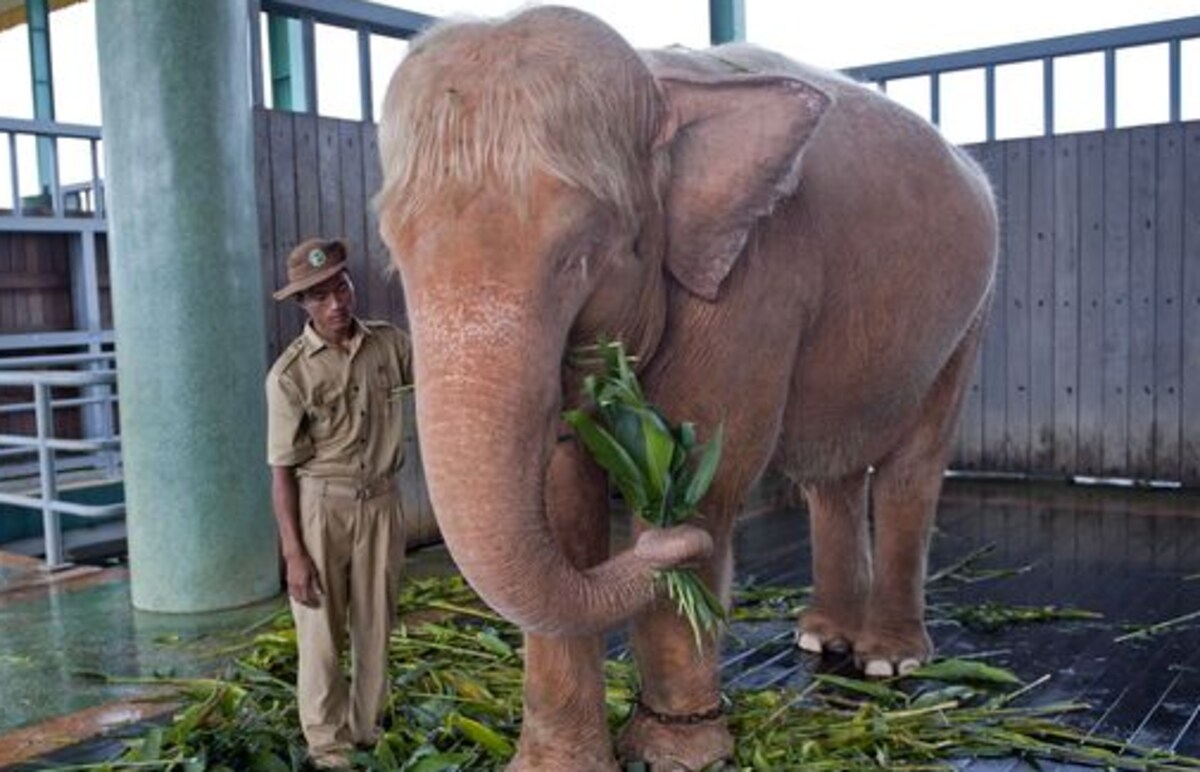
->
[273,238,349,301]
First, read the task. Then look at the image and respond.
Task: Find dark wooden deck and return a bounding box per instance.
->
[725,478,1200,766]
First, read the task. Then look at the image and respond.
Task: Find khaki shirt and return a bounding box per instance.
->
[266,319,412,482]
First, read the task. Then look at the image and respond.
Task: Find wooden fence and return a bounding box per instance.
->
[5,111,1192,490]
[252,108,438,542]
[254,109,1200,488]
[956,122,1200,486]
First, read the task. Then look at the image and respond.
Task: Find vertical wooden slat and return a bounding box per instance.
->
[1029,136,1055,473]
[0,233,11,332]
[1182,124,1200,485]
[361,122,404,323]
[253,109,279,361]
[338,120,369,314]
[952,144,987,472]
[1052,133,1080,477]
[1153,124,1184,483]
[1077,131,1106,476]
[269,111,302,353]
[1005,140,1032,473]
[1127,127,1157,479]
[293,112,321,243]
[979,142,1009,472]
[317,117,344,238]
[1101,130,1131,478]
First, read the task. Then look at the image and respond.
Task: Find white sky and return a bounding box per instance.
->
[0,0,1198,204]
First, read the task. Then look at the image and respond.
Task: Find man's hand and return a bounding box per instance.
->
[285,551,323,607]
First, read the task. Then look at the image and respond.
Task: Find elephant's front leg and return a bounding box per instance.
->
[510,439,618,771]
[616,520,734,771]
[512,634,616,771]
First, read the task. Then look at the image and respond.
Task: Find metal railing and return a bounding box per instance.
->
[252,0,433,121]
[0,364,122,568]
[843,16,1200,139]
[0,116,105,233]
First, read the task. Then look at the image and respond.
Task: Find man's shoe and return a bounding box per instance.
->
[310,748,352,769]
[354,727,382,749]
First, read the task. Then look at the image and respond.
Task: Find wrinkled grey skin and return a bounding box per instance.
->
[376,7,997,770]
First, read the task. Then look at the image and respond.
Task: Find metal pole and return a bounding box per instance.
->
[26,0,56,202]
[1043,57,1054,136]
[709,0,745,45]
[34,382,64,568]
[358,26,373,122]
[1104,47,1116,129]
[930,72,940,127]
[1169,38,1181,123]
[985,65,996,141]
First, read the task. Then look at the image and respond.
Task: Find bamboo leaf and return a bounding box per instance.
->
[562,409,648,512]
[448,713,515,759]
[813,674,905,704]
[908,658,1022,686]
[638,407,677,502]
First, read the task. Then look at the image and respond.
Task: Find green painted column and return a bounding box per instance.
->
[96,0,279,612]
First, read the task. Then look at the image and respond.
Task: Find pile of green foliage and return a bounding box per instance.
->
[70,572,1199,771]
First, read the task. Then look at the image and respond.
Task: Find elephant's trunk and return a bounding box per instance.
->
[410,295,707,636]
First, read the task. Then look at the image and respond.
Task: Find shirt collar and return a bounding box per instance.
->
[302,318,370,356]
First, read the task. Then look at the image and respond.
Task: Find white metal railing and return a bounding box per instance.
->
[0,365,123,568]
[0,116,105,233]
[843,16,1200,139]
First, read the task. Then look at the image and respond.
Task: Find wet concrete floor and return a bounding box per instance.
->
[1,478,1197,769]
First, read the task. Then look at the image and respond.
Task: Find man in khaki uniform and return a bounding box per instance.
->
[265,237,412,769]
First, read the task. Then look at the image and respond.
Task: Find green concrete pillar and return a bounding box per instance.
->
[96,0,279,612]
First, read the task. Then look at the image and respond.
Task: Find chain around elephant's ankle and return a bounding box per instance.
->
[634,693,730,725]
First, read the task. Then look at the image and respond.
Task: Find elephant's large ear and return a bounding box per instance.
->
[655,69,830,300]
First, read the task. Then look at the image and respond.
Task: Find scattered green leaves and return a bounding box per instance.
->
[936,601,1103,633]
[74,575,1200,771]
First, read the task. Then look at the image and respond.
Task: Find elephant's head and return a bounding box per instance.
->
[376,6,829,635]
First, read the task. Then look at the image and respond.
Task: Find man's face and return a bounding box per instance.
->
[300,270,356,341]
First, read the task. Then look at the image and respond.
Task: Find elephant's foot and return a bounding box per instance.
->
[853,619,933,678]
[796,606,861,655]
[616,702,734,771]
[508,735,619,772]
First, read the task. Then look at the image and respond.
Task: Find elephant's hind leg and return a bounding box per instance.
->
[796,471,872,655]
[856,315,987,677]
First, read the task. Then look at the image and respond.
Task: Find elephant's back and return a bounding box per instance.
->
[765,63,998,479]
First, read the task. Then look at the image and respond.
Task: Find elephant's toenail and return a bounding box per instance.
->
[797,632,823,652]
[864,659,894,678]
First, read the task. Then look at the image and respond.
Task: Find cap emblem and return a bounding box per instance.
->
[308,248,327,268]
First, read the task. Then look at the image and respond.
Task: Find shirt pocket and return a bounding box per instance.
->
[306,392,342,440]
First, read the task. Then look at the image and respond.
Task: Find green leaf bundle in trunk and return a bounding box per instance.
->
[563,340,725,650]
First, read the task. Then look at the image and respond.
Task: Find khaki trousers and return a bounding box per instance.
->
[292,477,404,756]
